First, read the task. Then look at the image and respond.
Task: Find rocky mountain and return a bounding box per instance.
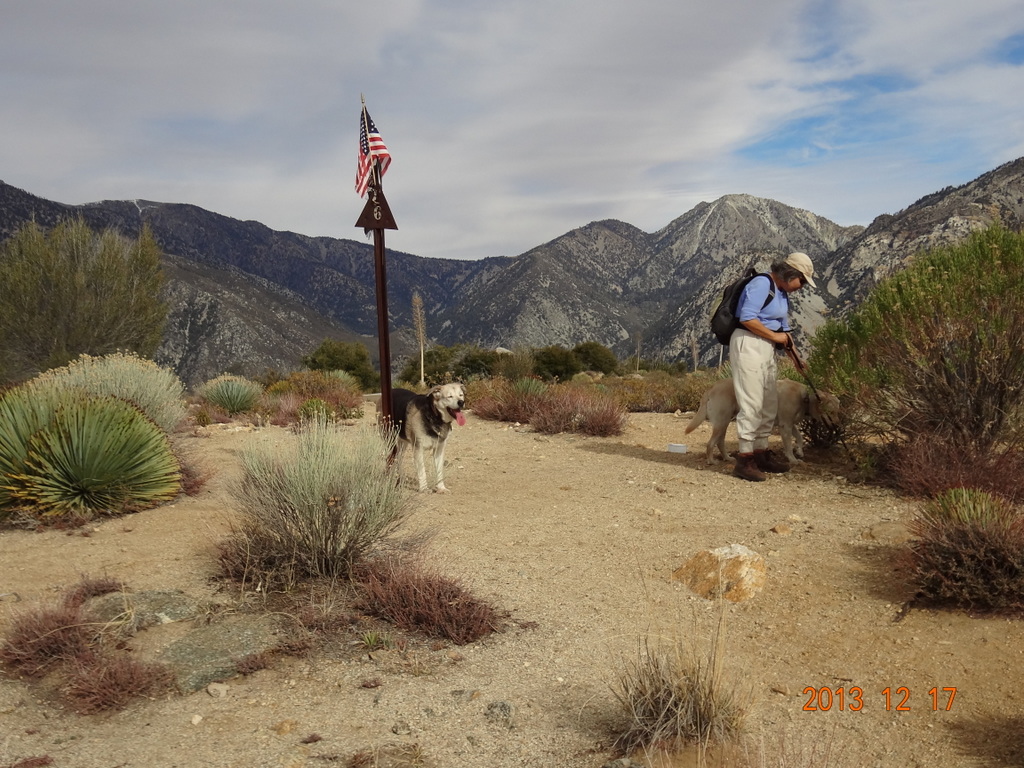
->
[2,155,1023,385]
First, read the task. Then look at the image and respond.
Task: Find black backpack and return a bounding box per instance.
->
[710,269,774,345]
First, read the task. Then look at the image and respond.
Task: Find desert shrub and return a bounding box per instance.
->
[0,388,180,520]
[0,218,167,384]
[0,601,93,678]
[196,374,263,415]
[63,652,175,714]
[810,225,1024,453]
[302,339,378,391]
[492,346,535,380]
[471,377,547,424]
[533,345,583,381]
[356,555,501,645]
[603,370,720,413]
[612,629,747,754]
[62,576,124,610]
[905,488,1024,612]
[530,384,627,437]
[263,370,363,420]
[219,419,408,589]
[888,436,1024,503]
[28,352,186,433]
[298,397,332,421]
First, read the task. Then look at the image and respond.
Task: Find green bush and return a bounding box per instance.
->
[572,341,619,374]
[302,339,378,391]
[533,345,583,381]
[810,225,1024,452]
[0,218,167,383]
[197,374,263,415]
[30,352,185,433]
[1,390,180,519]
[219,419,409,588]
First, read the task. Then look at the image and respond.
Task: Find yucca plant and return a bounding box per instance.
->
[923,487,1013,526]
[197,374,263,415]
[5,393,180,518]
[0,384,64,516]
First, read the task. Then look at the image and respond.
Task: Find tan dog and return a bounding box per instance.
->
[390,383,466,493]
[684,378,839,465]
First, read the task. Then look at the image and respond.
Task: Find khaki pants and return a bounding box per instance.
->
[729,329,778,454]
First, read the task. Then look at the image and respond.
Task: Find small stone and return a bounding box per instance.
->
[206,682,229,698]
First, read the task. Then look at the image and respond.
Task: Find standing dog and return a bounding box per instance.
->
[390,383,466,493]
[684,378,840,465]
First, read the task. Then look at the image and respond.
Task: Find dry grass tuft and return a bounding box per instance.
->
[612,614,748,755]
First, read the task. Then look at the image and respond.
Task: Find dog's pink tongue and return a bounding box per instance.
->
[455,411,466,426]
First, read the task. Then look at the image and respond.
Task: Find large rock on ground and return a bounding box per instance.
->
[672,544,766,603]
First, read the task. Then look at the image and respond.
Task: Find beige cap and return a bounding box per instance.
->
[784,252,816,288]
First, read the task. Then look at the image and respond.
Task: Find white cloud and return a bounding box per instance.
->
[2,0,1023,260]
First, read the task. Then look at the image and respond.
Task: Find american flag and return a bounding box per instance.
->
[355,109,391,197]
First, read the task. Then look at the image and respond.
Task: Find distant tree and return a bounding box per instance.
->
[533,345,583,381]
[0,218,167,383]
[302,339,379,391]
[572,341,619,375]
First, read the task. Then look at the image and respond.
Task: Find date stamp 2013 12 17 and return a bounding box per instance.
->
[801,686,958,712]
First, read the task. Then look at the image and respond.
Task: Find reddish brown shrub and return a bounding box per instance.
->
[904,490,1024,613]
[0,603,92,678]
[890,436,1024,503]
[356,556,502,645]
[62,575,124,609]
[530,384,627,436]
[63,652,174,713]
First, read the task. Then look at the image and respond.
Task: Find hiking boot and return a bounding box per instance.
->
[733,453,766,482]
[753,449,791,474]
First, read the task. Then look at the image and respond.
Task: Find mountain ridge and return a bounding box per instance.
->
[3,155,1023,385]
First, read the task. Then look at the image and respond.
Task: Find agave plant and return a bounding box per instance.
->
[0,385,64,516]
[197,374,263,415]
[7,393,180,518]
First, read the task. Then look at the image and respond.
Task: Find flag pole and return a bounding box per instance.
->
[355,96,398,435]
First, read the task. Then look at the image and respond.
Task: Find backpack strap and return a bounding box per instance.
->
[754,273,775,310]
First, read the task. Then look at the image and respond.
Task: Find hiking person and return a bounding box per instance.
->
[730,252,816,482]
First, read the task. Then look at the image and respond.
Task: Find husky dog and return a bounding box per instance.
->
[390,383,466,493]
[684,378,840,465]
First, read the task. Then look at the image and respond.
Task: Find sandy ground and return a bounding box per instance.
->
[2,408,1024,768]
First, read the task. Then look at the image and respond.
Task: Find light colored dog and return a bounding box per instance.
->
[390,383,466,493]
[684,378,840,465]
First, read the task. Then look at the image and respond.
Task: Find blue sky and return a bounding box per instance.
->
[2,0,1023,261]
